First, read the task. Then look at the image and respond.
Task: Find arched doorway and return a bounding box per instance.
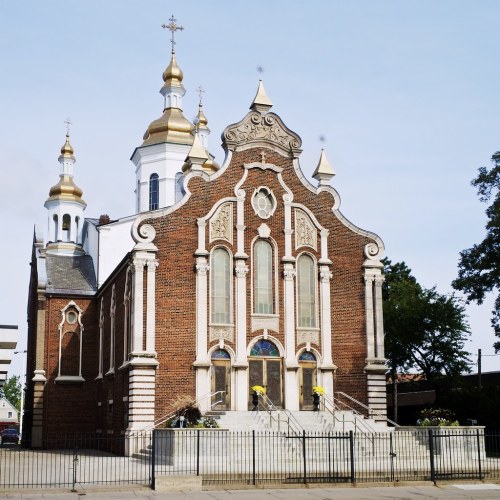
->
[298,351,317,410]
[211,349,231,410]
[248,339,283,408]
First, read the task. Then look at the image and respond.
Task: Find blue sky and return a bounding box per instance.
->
[1,0,499,376]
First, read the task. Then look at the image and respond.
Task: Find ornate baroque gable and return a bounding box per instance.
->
[222,112,302,157]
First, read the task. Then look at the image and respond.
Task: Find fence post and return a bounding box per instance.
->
[71,446,78,492]
[302,430,307,484]
[476,428,482,480]
[349,431,355,483]
[196,430,200,476]
[428,429,435,484]
[151,429,156,490]
[252,430,256,486]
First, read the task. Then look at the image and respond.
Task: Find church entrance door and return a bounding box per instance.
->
[211,350,231,410]
[299,351,317,410]
[248,339,283,409]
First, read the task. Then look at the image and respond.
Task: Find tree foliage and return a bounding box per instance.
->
[383,259,471,387]
[0,375,21,415]
[452,152,500,351]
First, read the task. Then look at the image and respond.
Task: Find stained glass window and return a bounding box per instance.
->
[211,349,230,360]
[299,351,316,362]
[250,339,279,357]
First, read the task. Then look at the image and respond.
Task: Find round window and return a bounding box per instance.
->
[66,311,77,324]
[252,188,275,219]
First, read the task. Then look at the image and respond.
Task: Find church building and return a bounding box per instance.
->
[25,19,387,444]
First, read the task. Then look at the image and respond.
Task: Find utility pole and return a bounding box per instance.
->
[478,348,482,390]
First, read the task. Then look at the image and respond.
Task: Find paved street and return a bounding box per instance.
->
[1,484,500,500]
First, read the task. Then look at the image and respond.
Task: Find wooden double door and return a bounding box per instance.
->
[249,358,283,408]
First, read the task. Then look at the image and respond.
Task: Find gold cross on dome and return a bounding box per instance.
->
[197,85,205,104]
[64,118,72,135]
[161,15,184,53]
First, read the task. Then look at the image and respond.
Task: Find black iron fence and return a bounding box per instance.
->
[0,432,152,489]
[1,428,499,489]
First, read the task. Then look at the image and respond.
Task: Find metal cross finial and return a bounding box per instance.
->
[64,118,72,135]
[319,135,326,146]
[161,14,184,53]
[257,65,264,76]
[197,85,205,105]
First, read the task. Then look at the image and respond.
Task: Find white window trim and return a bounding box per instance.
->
[295,252,319,331]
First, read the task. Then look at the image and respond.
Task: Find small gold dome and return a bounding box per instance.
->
[142,107,194,146]
[196,103,208,129]
[47,175,86,206]
[59,133,75,160]
[162,52,184,86]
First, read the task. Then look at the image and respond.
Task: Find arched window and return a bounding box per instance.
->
[149,173,159,211]
[250,339,280,357]
[75,216,80,244]
[211,248,231,324]
[211,349,231,360]
[254,240,273,314]
[297,254,317,328]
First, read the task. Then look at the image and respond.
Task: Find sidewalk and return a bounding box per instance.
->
[1,483,500,500]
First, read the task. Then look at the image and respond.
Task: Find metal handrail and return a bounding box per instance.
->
[128,390,226,436]
[334,391,399,427]
[322,393,376,435]
[257,393,303,436]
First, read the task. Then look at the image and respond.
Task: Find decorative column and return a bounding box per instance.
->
[363,243,387,422]
[283,264,299,410]
[126,224,159,451]
[319,266,336,399]
[193,256,211,412]
[31,290,47,448]
[234,261,249,410]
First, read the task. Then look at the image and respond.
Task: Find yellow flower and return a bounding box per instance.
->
[313,386,325,395]
[251,385,266,394]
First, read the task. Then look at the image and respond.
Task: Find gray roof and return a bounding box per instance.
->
[46,254,97,295]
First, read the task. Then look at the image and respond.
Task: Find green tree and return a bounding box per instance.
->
[383,259,472,388]
[0,375,21,416]
[452,152,500,351]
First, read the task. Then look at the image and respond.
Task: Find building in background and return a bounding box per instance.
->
[25,22,386,445]
[0,325,18,390]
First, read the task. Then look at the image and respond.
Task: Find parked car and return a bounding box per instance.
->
[1,428,20,445]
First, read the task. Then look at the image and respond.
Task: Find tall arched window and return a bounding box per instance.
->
[149,173,159,211]
[211,248,231,324]
[53,214,59,242]
[297,254,317,328]
[254,240,273,314]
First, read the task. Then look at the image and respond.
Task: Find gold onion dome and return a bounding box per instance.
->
[162,52,184,86]
[196,103,208,129]
[142,108,194,146]
[59,133,75,160]
[47,175,85,205]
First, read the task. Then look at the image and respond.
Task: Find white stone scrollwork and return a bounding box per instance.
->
[146,260,159,271]
[132,258,146,274]
[319,270,333,283]
[364,242,382,260]
[295,209,317,251]
[196,264,210,276]
[209,327,234,343]
[223,112,302,155]
[283,269,296,280]
[234,265,249,278]
[297,330,319,346]
[134,224,156,243]
[210,203,233,244]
